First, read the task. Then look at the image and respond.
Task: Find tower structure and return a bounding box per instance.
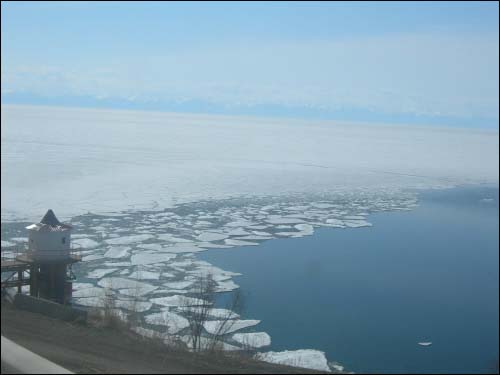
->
[17,209,81,304]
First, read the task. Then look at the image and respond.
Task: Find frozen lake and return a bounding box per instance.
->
[1,105,499,372]
[1,105,498,222]
[200,186,499,373]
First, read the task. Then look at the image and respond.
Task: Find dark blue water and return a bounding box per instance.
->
[199,186,499,374]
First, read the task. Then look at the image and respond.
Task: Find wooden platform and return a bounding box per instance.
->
[1,259,30,273]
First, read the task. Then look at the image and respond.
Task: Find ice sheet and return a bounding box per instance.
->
[2,105,498,223]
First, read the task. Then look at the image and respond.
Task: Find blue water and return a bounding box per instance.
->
[199,186,499,374]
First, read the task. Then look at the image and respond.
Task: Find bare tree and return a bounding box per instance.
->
[181,272,245,353]
[206,288,244,352]
[181,273,216,352]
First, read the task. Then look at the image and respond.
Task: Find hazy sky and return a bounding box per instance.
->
[1,1,499,128]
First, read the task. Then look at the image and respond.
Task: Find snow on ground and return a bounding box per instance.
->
[204,319,260,335]
[256,349,331,372]
[232,332,271,348]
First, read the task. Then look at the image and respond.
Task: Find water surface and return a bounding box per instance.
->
[200,186,499,374]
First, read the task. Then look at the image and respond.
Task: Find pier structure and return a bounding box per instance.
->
[1,209,81,304]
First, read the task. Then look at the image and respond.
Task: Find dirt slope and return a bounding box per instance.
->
[1,303,325,374]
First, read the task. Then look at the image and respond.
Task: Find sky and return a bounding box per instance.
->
[1,1,499,128]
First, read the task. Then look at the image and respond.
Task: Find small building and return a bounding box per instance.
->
[17,209,80,304]
[26,209,73,260]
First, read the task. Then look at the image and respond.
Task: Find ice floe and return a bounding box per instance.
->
[196,232,229,242]
[418,342,432,346]
[104,246,131,259]
[128,270,161,280]
[294,223,314,236]
[232,332,271,348]
[164,244,205,253]
[215,279,239,293]
[144,310,189,334]
[72,282,95,290]
[105,234,155,245]
[72,238,100,249]
[87,268,119,279]
[82,254,106,262]
[151,295,208,307]
[256,349,331,372]
[103,261,132,267]
[164,280,195,289]
[157,234,193,243]
[265,216,305,224]
[204,319,260,335]
[72,286,105,298]
[176,307,239,320]
[226,228,251,236]
[343,220,372,228]
[98,277,157,296]
[224,239,259,246]
[179,335,240,351]
[130,252,176,265]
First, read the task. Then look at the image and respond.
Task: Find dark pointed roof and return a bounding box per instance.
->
[38,209,72,229]
[40,209,62,226]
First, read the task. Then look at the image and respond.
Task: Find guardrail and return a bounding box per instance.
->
[1,335,73,374]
